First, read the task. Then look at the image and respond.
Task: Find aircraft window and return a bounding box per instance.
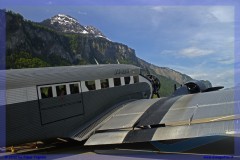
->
[56,85,67,96]
[133,76,139,83]
[70,83,79,94]
[114,78,121,86]
[85,81,96,90]
[101,79,109,89]
[124,77,130,85]
[40,87,53,99]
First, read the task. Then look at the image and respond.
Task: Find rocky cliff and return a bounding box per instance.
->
[6,11,201,96]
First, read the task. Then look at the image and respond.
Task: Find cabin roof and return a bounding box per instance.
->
[1,64,140,89]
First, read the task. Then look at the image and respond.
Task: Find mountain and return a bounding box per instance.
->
[6,11,201,96]
[41,14,108,39]
[138,59,191,85]
[85,25,108,39]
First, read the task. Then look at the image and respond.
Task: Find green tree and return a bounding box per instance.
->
[6,51,50,69]
[15,57,50,68]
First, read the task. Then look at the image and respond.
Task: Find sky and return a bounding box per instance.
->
[1,0,239,88]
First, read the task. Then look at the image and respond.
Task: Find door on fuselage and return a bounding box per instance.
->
[37,82,84,125]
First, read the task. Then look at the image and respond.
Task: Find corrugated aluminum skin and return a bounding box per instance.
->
[2,64,140,105]
[2,64,153,146]
[116,99,159,115]
[6,87,38,105]
[161,89,237,125]
[5,82,151,145]
[1,64,139,90]
[85,88,240,146]
[134,96,181,127]
[98,99,159,130]
[85,120,238,146]
[6,88,28,105]
[152,120,237,141]
[71,100,134,141]
[85,131,129,145]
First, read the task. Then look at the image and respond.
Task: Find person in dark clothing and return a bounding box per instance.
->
[152,78,160,98]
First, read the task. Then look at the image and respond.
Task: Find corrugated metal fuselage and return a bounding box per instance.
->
[3,64,151,146]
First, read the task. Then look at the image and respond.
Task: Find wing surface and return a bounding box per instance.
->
[84,88,240,146]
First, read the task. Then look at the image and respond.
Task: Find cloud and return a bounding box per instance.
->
[208,6,234,23]
[213,70,234,87]
[217,56,234,65]
[179,47,214,58]
[151,6,165,12]
[166,64,234,88]
[188,73,209,80]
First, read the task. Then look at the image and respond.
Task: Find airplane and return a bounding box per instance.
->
[0,64,239,154]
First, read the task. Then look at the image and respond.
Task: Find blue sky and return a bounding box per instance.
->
[1,0,238,88]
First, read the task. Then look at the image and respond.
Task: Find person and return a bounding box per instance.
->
[149,76,160,98]
[152,78,160,98]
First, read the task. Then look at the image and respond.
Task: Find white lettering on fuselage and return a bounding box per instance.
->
[114,69,130,75]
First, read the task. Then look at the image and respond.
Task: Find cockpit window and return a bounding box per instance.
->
[124,77,130,85]
[114,78,121,86]
[133,76,139,83]
[56,85,67,96]
[40,87,53,99]
[85,81,96,90]
[101,79,109,89]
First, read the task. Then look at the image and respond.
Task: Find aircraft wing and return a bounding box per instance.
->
[76,88,240,146]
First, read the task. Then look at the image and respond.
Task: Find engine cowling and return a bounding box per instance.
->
[172,80,223,96]
[185,80,208,93]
